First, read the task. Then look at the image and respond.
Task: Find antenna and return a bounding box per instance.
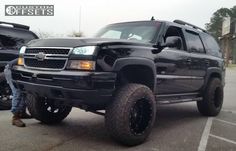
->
[151,16,155,21]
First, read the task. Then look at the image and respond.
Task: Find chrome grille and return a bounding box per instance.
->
[23,47,72,70]
[25,48,70,55]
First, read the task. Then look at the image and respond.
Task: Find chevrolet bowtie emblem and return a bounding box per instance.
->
[35,52,46,61]
[32,73,37,78]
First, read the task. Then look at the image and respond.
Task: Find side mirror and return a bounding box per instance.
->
[152,36,182,54]
[164,36,182,49]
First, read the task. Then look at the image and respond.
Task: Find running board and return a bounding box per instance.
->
[156,92,202,104]
[157,97,202,105]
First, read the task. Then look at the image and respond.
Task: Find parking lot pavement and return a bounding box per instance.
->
[0,104,208,151]
[0,68,236,151]
[206,111,236,151]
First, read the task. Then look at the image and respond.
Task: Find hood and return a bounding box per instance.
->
[27,38,153,48]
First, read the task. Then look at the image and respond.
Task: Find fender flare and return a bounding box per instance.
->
[112,57,157,92]
[204,67,224,89]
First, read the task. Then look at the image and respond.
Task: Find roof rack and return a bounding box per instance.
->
[0,21,29,30]
[173,19,207,33]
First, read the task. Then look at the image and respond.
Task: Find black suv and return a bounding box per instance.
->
[12,20,225,146]
[0,21,38,110]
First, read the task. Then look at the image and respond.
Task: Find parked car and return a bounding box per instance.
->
[12,19,225,145]
[0,21,38,110]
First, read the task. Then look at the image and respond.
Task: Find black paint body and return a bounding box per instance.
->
[12,20,225,110]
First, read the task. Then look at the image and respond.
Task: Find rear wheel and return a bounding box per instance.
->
[26,94,72,124]
[105,83,156,146]
[197,78,224,116]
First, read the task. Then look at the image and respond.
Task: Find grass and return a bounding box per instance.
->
[227,64,236,68]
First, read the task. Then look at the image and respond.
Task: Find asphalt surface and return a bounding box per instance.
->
[0,68,236,151]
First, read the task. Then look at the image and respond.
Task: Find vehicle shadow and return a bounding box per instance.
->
[25,102,206,150]
[155,102,203,127]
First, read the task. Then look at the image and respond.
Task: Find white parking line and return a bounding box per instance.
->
[210,134,236,145]
[197,117,213,151]
[215,118,236,126]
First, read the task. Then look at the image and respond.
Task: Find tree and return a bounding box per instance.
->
[68,31,84,37]
[230,6,236,18]
[34,30,54,39]
[206,6,236,39]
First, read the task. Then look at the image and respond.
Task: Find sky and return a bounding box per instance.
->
[0,0,236,37]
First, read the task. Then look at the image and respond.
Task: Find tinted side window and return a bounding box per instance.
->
[185,30,205,53]
[201,33,221,57]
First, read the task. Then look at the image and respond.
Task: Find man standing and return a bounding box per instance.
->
[4,58,32,127]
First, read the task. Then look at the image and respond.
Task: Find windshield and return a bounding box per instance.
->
[95,21,161,43]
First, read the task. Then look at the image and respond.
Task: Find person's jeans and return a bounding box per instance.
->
[4,65,26,114]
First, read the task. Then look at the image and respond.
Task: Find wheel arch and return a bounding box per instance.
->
[112,58,156,92]
[204,67,224,90]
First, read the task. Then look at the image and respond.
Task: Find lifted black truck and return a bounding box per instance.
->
[12,20,225,146]
[0,21,38,110]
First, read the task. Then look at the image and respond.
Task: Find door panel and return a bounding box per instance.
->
[183,30,207,92]
[155,48,193,94]
[189,52,206,91]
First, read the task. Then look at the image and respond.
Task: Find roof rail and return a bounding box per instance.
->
[173,19,207,33]
[0,21,29,30]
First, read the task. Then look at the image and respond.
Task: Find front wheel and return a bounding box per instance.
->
[105,84,156,146]
[197,78,224,116]
[26,94,72,124]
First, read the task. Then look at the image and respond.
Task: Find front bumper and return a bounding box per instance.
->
[12,66,117,109]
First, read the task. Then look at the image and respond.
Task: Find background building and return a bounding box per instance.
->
[221,17,236,65]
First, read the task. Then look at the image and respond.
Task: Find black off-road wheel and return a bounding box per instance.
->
[197,78,224,116]
[105,84,156,146]
[26,94,72,124]
[0,73,12,110]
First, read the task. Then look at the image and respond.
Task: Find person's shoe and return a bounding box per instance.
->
[12,114,26,127]
[19,112,32,119]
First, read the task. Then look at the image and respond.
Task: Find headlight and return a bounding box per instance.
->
[72,46,96,55]
[19,46,26,54]
[67,60,95,70]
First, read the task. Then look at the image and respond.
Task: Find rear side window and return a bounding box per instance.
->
[201,33,221,57]
[185,30,205,53]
